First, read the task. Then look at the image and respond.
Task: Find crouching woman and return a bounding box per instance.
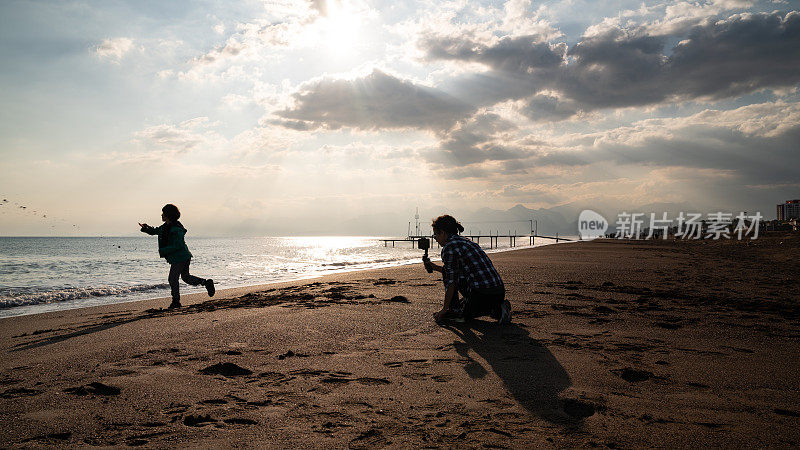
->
[423,214,511,325]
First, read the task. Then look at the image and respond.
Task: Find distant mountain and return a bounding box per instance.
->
[461,204,570,236]
[551,200,697,234]
[215,201,701,237]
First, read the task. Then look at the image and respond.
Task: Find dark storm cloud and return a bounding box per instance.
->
[510,103,800,187]
[421,113,527,169]
[666,11,800,99]
[274,69,473,131]
[593,122,800,184]
[428,99,800,181]
[560,11,800,108]
[418,34,567,72]
[519,93,580,122]
[422,11,800,113]
[559,29,669,109]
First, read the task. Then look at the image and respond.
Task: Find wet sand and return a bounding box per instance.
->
[1,235,799,447]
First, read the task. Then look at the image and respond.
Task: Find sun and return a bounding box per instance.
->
[320,1,364,57]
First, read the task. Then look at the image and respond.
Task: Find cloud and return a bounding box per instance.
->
[204,163,283,178]
[419,34,566,72]
[273,9,800,140]
[588,102,800,184]
[416,99,800,189]
[563,11,800,108]
[424,112,523,167]
[421,10,800,114]
[94,37,134,62]
[273,69,474,131]
[515,101,800,187]
[664,11,800,99]
[518,93,580,122]
[132,117,223,154]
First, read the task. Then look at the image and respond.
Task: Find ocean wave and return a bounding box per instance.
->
[0,284,169,309]
[321,257,413,267]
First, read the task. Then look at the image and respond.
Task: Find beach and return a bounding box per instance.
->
[1,235,799,448]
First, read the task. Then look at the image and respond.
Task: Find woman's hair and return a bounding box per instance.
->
[431,214,464,235]
[162,204,181,222]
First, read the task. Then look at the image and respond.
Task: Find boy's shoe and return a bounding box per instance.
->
[205,279,215,297]
[168,301,182,309]
[498,300,512,325]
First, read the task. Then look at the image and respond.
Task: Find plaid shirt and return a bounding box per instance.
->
[441,234,504,293]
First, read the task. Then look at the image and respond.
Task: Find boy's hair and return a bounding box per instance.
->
[431,215,464,235]
[162,204,181,222]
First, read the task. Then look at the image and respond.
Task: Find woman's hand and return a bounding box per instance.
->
[138,222,147,228]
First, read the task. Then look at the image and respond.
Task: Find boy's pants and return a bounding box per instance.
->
[168,258,205,303]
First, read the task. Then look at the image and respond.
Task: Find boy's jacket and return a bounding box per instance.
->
[140,221,193,264]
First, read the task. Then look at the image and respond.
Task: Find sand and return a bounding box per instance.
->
[1,235,799,448]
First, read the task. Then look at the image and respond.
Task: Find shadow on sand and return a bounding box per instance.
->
[444,319,592,423]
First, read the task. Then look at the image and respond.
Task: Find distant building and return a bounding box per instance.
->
[777,199,800,221]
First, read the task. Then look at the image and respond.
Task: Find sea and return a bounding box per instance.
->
[0,236,570,319]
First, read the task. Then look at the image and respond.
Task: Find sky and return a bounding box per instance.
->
[1,0,799,236]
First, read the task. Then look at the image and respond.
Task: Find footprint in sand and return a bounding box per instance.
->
[223,417,259,425]
[20,432,72,444]
[774,408,800,417]
[183,414,216,427]
[162,403,191,415]
[290,369,328,377]
[64,382,120,396]
[350,428,390,448]
[561,398,602,419]
[140,421,167,427]
[321,377,352,384]
[278,350,309,360]
[356,377,391,385]
[199,362,253,377]
[258,371,294,386]
[0,387,40,398]
[612,367,656,382]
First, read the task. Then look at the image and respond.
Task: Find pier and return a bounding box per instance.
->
[381,233,573,249]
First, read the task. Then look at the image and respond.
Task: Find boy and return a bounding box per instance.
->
[139,204,214,309]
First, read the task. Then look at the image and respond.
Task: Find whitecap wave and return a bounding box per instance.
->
[321,257,413,267]
[0,284,169,309]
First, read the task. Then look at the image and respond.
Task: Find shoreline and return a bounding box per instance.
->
[1,238,577,320]
[2,236,798,447]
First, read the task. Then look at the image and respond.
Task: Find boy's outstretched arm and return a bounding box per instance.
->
[139,223,158,235]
